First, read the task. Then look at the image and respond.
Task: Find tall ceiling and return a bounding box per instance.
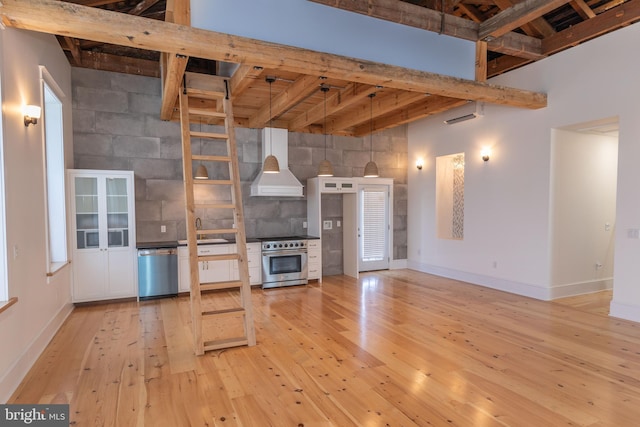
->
[24,0,640,135]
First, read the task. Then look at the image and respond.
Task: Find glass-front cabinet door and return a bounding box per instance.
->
[106,177,130,248]
[74,176,100,250]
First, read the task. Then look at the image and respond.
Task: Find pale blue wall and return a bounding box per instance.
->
[191,0,475,79]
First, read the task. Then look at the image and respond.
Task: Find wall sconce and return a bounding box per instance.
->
[416,159,423,170]
[481,148,491,162]
[23,105,41,127]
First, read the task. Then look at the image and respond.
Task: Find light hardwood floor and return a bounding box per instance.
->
[10,271,640,426]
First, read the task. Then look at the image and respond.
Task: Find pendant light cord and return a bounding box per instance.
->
[269,78,273,156]
[324,87,327,159]
[370,93,374,161]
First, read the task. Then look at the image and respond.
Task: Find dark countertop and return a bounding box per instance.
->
[136,241,179,249]
[137,236,314,249]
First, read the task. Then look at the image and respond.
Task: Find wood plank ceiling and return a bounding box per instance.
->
[6,0,639,136]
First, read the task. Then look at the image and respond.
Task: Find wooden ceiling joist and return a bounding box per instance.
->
[326,90,427,134]
[288,83,378,132]
[309,0,545,60]
[478,0,571,40]
[0,0,547,110]
[353,96,469,136]
[229,64,264,99]
[248,74,321,128]
[542,0,640,55]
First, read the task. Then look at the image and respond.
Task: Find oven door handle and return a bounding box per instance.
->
[263,249,307,256]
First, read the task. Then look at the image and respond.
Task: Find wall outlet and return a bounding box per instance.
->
[337,220,341,227]
[303,221,308,229]
[160,225,166,233]
[13,245,18,260]
[595,262,603,270]
[605,222,611,231]
[323,220,333,230]
[628,228,640,239]
[492,261,498,269]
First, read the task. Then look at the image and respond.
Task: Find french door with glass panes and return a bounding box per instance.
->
[358,185,390,271]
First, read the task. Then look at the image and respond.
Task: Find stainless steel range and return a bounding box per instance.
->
[261,237,308,289]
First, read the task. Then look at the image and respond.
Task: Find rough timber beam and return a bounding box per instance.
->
[0,0,547,110]
[160,0,190,120]
[309,0,545,60]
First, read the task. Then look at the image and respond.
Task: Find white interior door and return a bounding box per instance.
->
[359,185,389,271]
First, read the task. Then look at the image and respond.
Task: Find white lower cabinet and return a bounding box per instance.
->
[307,239,322,282]
[230,242,262,285]
[178,242,262,292]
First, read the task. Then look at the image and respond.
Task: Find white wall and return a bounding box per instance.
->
[408,22,640,313]
[549,129,617,296]
[191,0,475,79]
[0,28,74,403]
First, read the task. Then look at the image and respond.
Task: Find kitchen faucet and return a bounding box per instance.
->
[195,217,203,240]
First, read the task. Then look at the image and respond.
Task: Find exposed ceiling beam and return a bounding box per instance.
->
[63,36,82,65]
[309,0,544,60]
[129,0,159,16]
[475,41,487,82]
[0,0,546,110]
[77,50,160,77]
[288,83,378,132]
[570,0,597,19]
[248,74,321,129]
[353,96,468,136]
[229,64,264,99]
[326,90,426,134]
[492,0,556,38]
[487,55,533,77]
[159,0,189,120]
[542,0,640,55]
[479,0,571,41]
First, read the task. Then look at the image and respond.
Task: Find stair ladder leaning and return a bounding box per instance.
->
[178,78,256,355]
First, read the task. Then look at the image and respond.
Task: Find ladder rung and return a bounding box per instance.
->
[202,307,245,318]
[193,179,233,186]
[192,154,231,162]
[189,108,226,119]
[190,131,228,139]
[198,253,241,262]
[195,203,236,209]
[203,337,249,352]
[186,88,226,100]
[199,228,238,235]
[200,280,243,292]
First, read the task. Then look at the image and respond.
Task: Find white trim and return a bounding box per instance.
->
[0,63,7,302]
[0,303,73,403]
[609,300,640,323]
[548,278,613,300]
[390,259,407,269]
[407,260,552,300]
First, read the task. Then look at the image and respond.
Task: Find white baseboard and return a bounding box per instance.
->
[390,259,407,269]
[407,260,552,300]
[610,300,640,323]
[0,303,74,403]
[548,278,613,300]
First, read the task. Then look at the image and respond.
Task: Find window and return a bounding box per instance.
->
[41,67,68,274]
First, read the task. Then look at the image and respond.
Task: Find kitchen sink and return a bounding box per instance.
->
[178,238,229,245]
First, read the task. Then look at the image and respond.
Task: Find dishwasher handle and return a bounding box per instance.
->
[138,248,176,256]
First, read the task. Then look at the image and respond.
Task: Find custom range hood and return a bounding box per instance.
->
[250,128,304,197]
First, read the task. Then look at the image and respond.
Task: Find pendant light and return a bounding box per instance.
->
[317,85,334,177]
[364,93,379,178]
[194,118,209,180]
[263,76,280,174]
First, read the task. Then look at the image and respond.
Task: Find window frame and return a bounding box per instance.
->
[40,66,69,277]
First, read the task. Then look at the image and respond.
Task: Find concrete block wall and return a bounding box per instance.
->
[71,68,408,274]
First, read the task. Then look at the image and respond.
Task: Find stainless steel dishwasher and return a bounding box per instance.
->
[137,248,178,299]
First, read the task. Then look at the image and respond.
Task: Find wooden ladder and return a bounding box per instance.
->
[178,78,256,355]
